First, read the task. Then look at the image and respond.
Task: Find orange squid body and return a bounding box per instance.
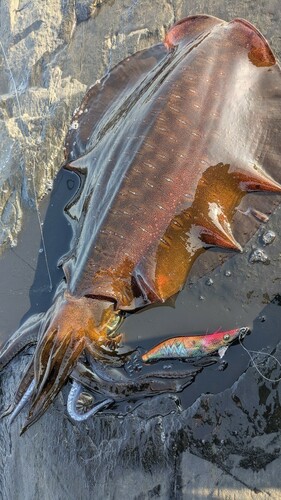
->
[64,16,281,310]
[1,15,281,430]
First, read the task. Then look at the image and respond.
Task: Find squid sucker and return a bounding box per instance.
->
[1,15,281,431]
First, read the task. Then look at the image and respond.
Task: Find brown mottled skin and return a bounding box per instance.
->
[1,15,281,430]
[65,16,281,307]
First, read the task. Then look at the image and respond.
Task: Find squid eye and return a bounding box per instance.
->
[223,334,230,342]
[106,315,122,333]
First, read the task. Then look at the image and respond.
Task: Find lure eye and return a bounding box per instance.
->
[223,333,230,342]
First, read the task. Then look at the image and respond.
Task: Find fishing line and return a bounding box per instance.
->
[31,157,52,291]
[239,333,281,383]
[0,40,53,292]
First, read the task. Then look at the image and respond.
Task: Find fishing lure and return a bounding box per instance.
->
[1,15,281,431]
[142,327,249,362]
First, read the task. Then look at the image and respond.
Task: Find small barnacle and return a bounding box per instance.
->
[262,230,276,245]
[70,120,79,130]
[249,248,269,264]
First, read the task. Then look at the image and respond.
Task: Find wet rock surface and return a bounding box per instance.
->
[1,1,281,499]
[1,334,281,498]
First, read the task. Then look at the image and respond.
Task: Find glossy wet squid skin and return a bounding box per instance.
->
[1,15,281,430]
[65,16,281,310]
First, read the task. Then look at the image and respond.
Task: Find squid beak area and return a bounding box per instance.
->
[20,331,86,434]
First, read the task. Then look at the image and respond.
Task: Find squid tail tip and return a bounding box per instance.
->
[0,405,13,419]
[19,424,28,436]
[20,414,36,435]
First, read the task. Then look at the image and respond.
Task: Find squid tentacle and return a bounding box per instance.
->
[21,335,86,433]
[67,381,113,422]
[71,361,197,399]
[9,380,35,424]
[0,312,44,370]
[0,358,35,420]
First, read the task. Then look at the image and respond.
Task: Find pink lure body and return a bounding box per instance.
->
[142,327,249,362]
